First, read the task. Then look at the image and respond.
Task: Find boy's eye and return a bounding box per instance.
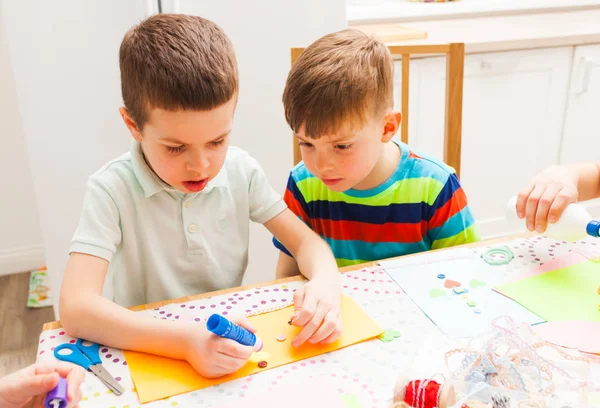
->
[211,139,226,147]
[166,145,185,154]
[335,144,352,150]
[298,141,313,148]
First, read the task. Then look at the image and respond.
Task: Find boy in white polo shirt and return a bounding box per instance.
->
[59,14,342,379]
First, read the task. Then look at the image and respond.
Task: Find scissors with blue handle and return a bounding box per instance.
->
[54,339,124,396]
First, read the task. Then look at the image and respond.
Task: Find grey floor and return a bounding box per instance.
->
[0,272,55,377]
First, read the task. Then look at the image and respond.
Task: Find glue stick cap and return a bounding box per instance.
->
[254,337,263,351]
[586,220,600,238]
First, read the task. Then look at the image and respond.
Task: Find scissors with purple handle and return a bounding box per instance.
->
[54,339,124,395]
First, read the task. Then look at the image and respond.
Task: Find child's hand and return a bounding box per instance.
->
[183,317,258,378]
[289,274,342,348]
[0,361,85,408]
[516,166,579,233]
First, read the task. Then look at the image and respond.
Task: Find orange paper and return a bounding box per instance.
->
[124,295,383,403]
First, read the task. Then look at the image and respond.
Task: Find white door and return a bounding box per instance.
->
[398,47,573,239]
[559,44,600,219]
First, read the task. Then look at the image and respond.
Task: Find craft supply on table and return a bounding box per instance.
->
[45,377,67,408]
[393,375,456,408]
[496,259,600,323]
[381,253,543,338]
[35,236,600,407]
[445,316,590,398]
[207,313,263,350]
[53,339,124,396]
[123,294,383,403]
[506,195,600,242]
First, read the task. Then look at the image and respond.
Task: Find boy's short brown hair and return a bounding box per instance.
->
[119,14,238,129]
[283,29,394,138]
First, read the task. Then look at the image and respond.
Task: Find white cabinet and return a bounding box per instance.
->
[558,44,600,218]
[395,47,574,238]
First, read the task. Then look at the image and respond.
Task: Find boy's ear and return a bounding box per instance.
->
[381,111,402,143]
[119,107,143,142]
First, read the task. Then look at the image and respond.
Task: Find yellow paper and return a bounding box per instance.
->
[124,295,383,403]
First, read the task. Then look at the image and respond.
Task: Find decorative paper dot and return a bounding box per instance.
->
[276,334,286,342]
[378,329,401,343]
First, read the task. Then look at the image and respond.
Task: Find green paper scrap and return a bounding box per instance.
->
[496,260,600,322]
[341,394,361,408]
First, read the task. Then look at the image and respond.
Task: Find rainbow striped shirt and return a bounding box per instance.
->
[273,141,479,267]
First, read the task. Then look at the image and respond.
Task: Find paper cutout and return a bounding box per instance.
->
[496,261,600,322]
[212,378,346,408]
[124,295,383,403]
[469,279,486,288]
[505,250,589,284]
[382,258,543,338]
[533,320,600,354]
[429,289,446,298]
[341,394,361,408]
[444,279,461,289]
[378,329,401,342]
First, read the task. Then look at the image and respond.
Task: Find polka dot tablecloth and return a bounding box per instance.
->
[36,236,600,407]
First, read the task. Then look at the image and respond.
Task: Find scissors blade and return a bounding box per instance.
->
[89,364,125,396]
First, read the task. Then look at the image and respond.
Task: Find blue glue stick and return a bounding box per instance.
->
[45,377,68,408]
[206,314,263,350]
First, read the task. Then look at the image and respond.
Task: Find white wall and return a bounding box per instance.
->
[2,0,346,314]
[176,1,347,285]
[1,0,149,314]
[0,5,45,276]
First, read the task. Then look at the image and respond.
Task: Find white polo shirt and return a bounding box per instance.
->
[70,141,286,307]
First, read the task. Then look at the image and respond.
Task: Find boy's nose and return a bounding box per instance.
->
[186,151,210,171]
[315,152,333,173]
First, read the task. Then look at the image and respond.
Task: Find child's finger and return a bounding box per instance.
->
[292,302,326,347]
[217,338,254,360]
[230,315,256,333]
[291,291,318,328]
[525,186,544,231]
[548,188,576,224]
[68,388,83,408]
[288,287,305,324]
[64,366,85,402]
[6,372,59,401]
[516,183,534,218]
[307,309,339,344]
[535,186,561,233]
[318,316,343,345]
[214,349,251,370]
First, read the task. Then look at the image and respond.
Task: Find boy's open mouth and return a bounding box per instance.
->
[182,178,208,192]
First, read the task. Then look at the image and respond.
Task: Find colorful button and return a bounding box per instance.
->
[467,301,477,307]
[437,274,446,279]
[258,361,268,368]
[474,309,482,314]
[453,286,465,294]
[276,334,286,342]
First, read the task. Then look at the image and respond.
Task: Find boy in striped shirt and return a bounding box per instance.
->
[274,29,479,275]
